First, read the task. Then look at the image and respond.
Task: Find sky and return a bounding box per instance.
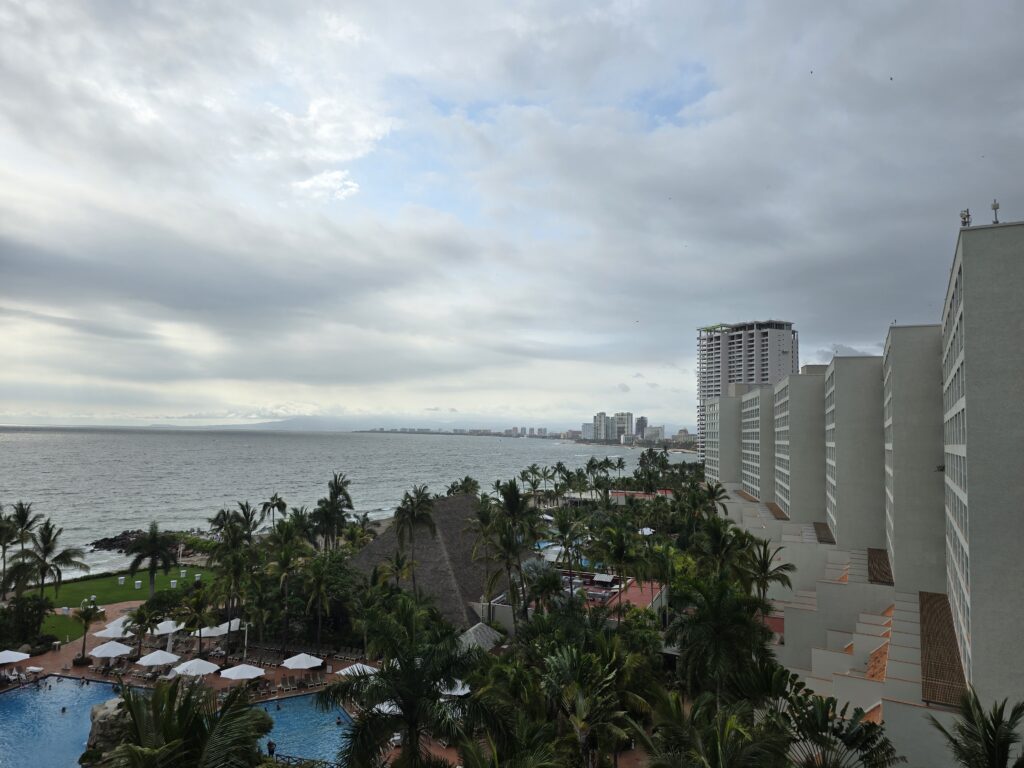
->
[1,1,1022,432]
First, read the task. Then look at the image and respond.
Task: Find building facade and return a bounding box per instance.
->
[697,320,799,455]
[741,386,775,502]
[614,412,634,440]
[773,366,826,522]
[883,325,947,593]
[942,221,1024,702]
[824,356,885,549]
[635,416,648,438]
[704,385,747,484]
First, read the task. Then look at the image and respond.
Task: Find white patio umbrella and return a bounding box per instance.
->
[105,616,130,631]
[91,641,133,659]
[152,620,185,636]
[372,701,400,715]
[25,665,45,674]
[220,664,264,680]
[282,653,323,670]
[138,650,180,667]
[336,662,377,677]
[190,625,227,638]
[0,650,30,665]
[638,527,655,536]
[218,618,242,632]
[94,624,132,639]
[173,658,220,677]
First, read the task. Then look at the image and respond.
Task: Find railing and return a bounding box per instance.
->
[271,755,343,768]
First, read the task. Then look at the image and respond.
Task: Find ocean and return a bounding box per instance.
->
[0,427,696,571]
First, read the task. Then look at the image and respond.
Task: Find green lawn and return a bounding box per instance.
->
[42,613,85,644]
[43,566,212,610]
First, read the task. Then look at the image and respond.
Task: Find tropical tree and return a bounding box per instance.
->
[265,518,312,654]
[109,677,272,768]
[741,539,796,603]
[9,501,43,555]
[305,553,333,653]
[12,517,88,597]
[0,512,17,594]
[73,599,104,662]
[260,493,287,529]
[705,482,731,517]
[317,594,475,767]
[178,585,216,657]
[931,687,1024,768]
[125,603,162,659]
[666,575,770,704]
[393,485,436,594]
[127,521,179,599]
[787,695,905,768]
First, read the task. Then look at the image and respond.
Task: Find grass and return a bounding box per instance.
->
[43,566,212,610]
[42,613,85,644]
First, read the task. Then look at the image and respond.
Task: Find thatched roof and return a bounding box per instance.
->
[459,622,504,653]
[349,494,503,629]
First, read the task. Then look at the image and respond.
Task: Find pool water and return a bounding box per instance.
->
[259,693,352,762]
[0,677,119,768]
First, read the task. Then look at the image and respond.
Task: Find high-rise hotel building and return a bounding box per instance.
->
[942,221,1024,701]
[704,385,748,485]
[697,321,799,455]
[741,386,775,502]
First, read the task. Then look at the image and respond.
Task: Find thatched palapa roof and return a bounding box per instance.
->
[349,494,503,629]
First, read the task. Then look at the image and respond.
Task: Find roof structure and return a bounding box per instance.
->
[867,548,895,586]
[920,591,968,707]
[349,494,504,629]
[813,522,836,545]
[458,622,504,653]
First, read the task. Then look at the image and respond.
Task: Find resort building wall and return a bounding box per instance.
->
[883,325,947,593]
[773,369,826,523]
[741,386,775,502]
[824,356,885,549]
[942,221,1024,703]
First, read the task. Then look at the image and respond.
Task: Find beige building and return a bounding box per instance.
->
[882,325,947,593]
[773,366,826,522]
[942,221,1024,702]
[740,386,775,502]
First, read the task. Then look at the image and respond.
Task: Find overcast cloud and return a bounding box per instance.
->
[1,1,1022,430]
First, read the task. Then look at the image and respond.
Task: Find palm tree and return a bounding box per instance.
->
[110,677,272,767]
[705,481,731,517]
[126,521,179,599]
[73,599,103,661]
[234,501,264,540]
[178,585,216,657]
[125,603,161,659]
[305,554,333,654]
[551,508,581,595]
[595,519,638,623]
[393,484,436,594]
[0,512,17,595]
[787,695,905,768]
[317,594,475,767]
[12,517,88,597]
[666,575,770,704]
[265,518,312,655]
[260,493,287,528]
[288,505,317,547]
[615,457,626,482]
[931,687,1024,768]
[741,539,796,603]
[9,501,42,554]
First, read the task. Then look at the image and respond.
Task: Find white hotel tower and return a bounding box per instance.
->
[697,320,799,456]
[941,221,1024,702]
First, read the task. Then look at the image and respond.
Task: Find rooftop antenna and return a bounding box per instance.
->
[992,199,1000,224]
[960,208,972,227]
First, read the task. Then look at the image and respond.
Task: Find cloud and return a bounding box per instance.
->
[291,170,360,201]
[1,1,1022,430]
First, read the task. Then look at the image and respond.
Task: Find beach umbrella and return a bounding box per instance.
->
[282,653,322,670]
[638,527,655,536]
[138,650,180,667]
[218,618,242,632]
[91,641,133,658]
[0,650,30,665]
[152,620,184,636]
[372,701,400,715]
[25,666,45,674]
[104,616,130,631]
[173,658,220,677]
[220,664,264,680]
[336,662,377,677]
[190,625,227,638]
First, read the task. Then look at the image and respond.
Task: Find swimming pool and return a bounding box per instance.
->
[0,677,119,768]
[0,678,352,766]
[258,693,352,762]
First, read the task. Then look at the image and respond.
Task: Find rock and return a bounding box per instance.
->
[81,696,127,766]
[88,530,145,554]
